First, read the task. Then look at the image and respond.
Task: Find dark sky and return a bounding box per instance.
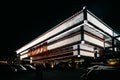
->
[0,0,120,57]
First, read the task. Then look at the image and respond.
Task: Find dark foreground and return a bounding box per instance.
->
[0,68,120,80]
[0,69,85,80]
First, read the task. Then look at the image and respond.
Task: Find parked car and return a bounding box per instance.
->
[0,64,17,79]
[0,63,17,73]
[81,64,120,80]
[12,64,27,73]
[23,64,36,72]
[53,62,72,70]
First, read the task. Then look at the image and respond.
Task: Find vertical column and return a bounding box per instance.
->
[17,53,21,64]
[77,45,80,57]
[83,6,87,20]
[81,26,85,44]
[112,30,115,54]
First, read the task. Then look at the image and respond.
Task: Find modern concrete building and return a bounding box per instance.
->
[16,7,120,65]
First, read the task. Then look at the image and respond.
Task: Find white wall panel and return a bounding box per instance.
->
[84,34,104,47]
[87,13,113,36]
[48,33,111,50]
[47,24,84,43]
[20,54,28,60]
[73,50,94,57]
[47,34,81,50]
[84,25,104,39]
[73,44,94,52]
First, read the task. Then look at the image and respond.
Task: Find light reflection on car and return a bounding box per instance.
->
[12,64,27,72]
[81,64,120,80]
[23,64,36,72]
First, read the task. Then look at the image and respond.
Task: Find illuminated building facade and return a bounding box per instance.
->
[16,7,120,64]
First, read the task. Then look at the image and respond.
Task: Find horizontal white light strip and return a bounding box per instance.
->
[47,24,84,43]
[20,50,28,55]
[117,37,120,41]
[84,23,109,38]
[73,44,94,52]
[20,54,28,60]
[16,13,84,54]
[73,50,94,57]
[84,25,104,39]
[20,33,112,58]
[19,23,112,55]
[85,23,120,42]
[47,34,81,50]
[23,59,30,61]
[87,12,113,36]
[48,33,111,50]
[84,34,104,47]
[87,12,120,40]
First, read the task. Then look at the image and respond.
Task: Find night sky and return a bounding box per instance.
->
[0,0,120,57]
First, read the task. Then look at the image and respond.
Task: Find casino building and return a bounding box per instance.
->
[16,7,120,66]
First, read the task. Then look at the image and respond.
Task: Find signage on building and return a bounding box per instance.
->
[28,42,48,57]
